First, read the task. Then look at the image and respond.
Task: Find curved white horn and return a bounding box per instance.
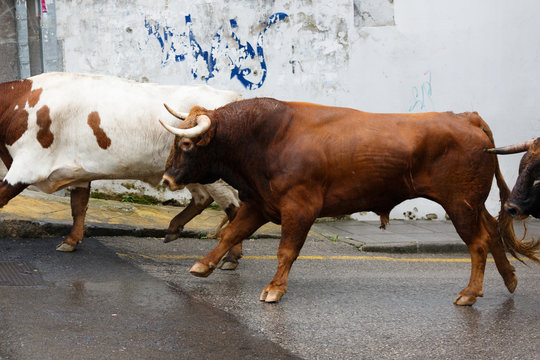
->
[159,115,211,138]
[164,103,189,120]
[485,139,535,154]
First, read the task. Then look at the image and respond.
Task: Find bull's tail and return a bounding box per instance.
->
[482,125,540,263]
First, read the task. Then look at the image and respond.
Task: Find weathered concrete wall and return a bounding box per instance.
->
[0,0,19,82]
[54,0,540,220]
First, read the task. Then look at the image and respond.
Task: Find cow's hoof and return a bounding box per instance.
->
[56,242,77,252]
[189,262,214,277]
[164,231,180,243]
[504,275,518,293]
[219,259,238,270]
[453,294,477,306]
[259,289,285,303]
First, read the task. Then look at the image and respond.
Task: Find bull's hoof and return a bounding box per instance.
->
[56,241,77,252]
[219,258,239,270]
[504,275,518,293]
[259,289,285,303]
[189,262,215,277]
[453,294,477,306]
[164,231,181,243]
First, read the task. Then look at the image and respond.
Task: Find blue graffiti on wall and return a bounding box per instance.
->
[145,13,288,90]
[409,71,433,112]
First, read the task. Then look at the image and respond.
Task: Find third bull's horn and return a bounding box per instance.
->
[485,139,535,154]
[164,103,189,120]
[159,115,211,138]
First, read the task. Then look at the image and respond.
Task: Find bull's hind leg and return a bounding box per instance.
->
[447,205,491,306]
[57,185,91,252]
[481,210,517,293]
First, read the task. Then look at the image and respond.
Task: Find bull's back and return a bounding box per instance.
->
[276,103,495,215]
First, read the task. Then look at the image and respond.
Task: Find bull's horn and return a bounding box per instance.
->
[159,115,211,138]
[164,103,189,120]
[485,139,535,154]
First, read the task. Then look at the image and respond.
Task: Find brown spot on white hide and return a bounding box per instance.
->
[28,88,43,108]
[36,105,54,148]
[0,79,44,147]
[87,111,111,149]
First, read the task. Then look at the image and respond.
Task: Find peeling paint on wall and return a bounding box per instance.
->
[144,13,288,90]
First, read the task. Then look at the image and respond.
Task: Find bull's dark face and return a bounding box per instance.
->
[162,135,215,190]
[160,111,219,190]
[505,144,540,218]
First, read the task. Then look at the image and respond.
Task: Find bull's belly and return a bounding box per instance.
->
[318,191,408,218]
[259,191,408,224]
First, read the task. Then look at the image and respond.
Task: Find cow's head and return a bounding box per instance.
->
[487,138,540,218]
[159,104,218,190]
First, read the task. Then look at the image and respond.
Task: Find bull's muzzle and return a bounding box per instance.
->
[503,201,526,219]
[162,174,184,191]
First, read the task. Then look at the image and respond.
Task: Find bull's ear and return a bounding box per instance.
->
[195,126,215,147]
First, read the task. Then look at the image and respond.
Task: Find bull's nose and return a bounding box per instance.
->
[504,201,521,218]
[161,174,185,191]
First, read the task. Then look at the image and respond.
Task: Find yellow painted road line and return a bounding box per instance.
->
[117,253,493,263]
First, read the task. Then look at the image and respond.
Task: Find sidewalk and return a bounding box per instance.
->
[1,190,538,254]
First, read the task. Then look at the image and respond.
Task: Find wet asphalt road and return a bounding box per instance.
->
[1,235,539,359]
[0,237,299,360]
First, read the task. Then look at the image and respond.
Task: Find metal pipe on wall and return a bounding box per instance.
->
[15,0,31,78]
[38,0,59,72]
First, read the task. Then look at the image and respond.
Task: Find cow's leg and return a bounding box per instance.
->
[164,196,214,243]
[189,203,266,278]
[481,210,517,293]
[0,181,28,208]
[259,200,318,303]
[447,204,491,306]
[56,185,91,252]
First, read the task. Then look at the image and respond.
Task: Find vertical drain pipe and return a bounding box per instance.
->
[15,0,31,78]
[39,0,59,72]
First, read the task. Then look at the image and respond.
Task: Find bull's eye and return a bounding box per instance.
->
[179,138,194,152]
[534,179,540,187]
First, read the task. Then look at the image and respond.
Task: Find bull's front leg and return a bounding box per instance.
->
[189,203,266,277]
[164,196,214,243]
[259,198,319,303]
[56,185,91,252]
[218,203,242,270]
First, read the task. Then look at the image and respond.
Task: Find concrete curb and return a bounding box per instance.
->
[358,241,468,254]
[0,218,281,241]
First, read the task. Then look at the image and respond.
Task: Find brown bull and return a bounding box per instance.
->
[160,98,540,305]
[487,138,540,218]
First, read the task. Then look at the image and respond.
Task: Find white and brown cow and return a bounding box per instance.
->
[0,72,242,268]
